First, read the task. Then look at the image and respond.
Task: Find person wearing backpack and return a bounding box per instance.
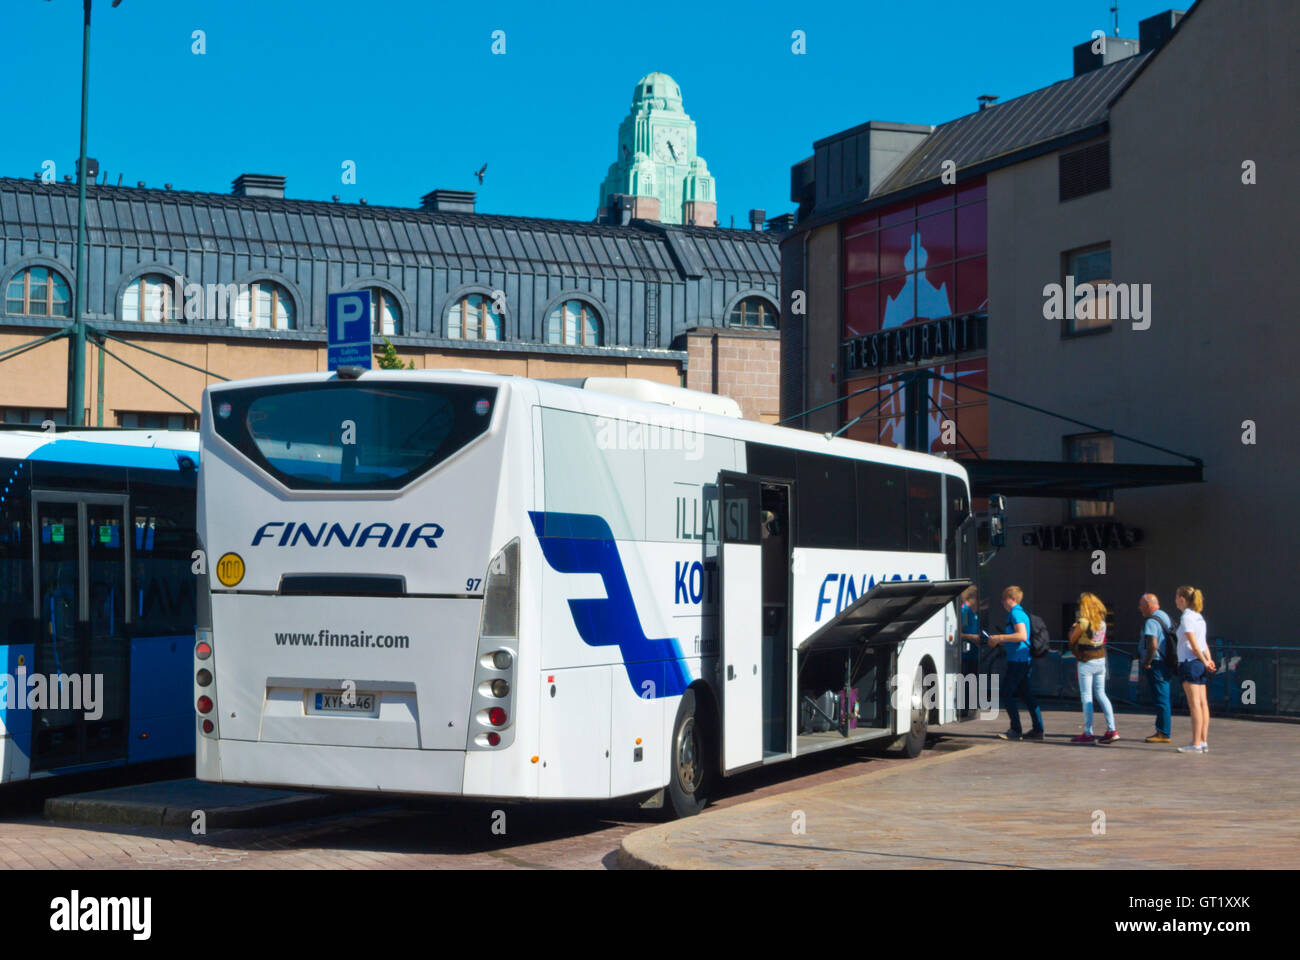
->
[987,585,1044,741]
[1068,593,1118,743]
[1139,593,1176,743]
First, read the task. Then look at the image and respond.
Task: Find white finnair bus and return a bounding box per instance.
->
[195,370,980,817]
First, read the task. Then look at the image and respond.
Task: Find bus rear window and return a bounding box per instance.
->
[210,381,496,490]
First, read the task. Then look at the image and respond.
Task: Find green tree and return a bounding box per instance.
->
[375,337,414,370]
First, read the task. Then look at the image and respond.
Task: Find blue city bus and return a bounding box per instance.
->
[0,428,198,781]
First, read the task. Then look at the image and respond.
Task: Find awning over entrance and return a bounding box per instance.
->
[957,458,1203,500]
[798,578,970,657]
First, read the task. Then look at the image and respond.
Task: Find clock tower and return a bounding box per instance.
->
[597,73,717,226]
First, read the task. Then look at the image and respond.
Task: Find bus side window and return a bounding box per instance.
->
[795,452,856,549]
[857,461,907,552]
[907,470,943,553]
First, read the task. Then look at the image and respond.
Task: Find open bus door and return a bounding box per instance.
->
[716,473,764,773]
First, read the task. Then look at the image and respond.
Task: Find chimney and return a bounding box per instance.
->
[1139,9,1186,54]
[232,173,286,198]
[420,189,476,213]
[977,94,998,111]
[72,157,99,183]
[765,213,795,233]
[748,209,766,231]
[1073,33,1139,76]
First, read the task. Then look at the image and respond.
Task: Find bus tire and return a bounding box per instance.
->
[667,688,712,819]
[896,664,928,758]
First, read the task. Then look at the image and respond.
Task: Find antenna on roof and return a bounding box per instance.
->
[1111,1,1119,36]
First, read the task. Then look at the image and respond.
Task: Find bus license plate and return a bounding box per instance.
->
[311,692,379,716]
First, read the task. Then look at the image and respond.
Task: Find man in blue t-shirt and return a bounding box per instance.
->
[1139,593,1174,742]
[987,585,1044,740]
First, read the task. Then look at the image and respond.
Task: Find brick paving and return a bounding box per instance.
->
[621,705,1300,869]
[0,731,910,869]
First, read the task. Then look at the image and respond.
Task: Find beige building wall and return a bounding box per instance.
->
[0,329,683,426]
[682,327,781,423]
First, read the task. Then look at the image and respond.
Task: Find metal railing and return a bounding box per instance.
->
[974,640,1300,719]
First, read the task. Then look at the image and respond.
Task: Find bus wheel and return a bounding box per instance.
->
[897,665,928,758]
[668,688,711,818]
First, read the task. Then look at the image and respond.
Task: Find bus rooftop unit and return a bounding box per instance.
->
[196,371,978,817]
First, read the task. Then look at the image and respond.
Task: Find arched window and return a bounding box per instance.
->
[234,280,295,330]
[370,288,402,336]
[121,274,175,322]
[5,266,71,318]
[546,299,603,346]
[728,296,778,329]
[447,293,502,341]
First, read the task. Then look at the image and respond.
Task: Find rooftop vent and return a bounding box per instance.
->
[748,208,766,231]
[1072,34,1139,75]
[420,189,476,213]
[765,213,795,233]
[231,173,286,198]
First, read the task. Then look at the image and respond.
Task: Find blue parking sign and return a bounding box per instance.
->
[327,290,373,371]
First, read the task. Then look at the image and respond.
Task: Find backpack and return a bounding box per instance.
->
[1028,614,1051,658]
[1146,615,1178,670]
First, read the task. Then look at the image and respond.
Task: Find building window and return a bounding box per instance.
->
[117,411,197,430]
[1059,142,1110,202]
[546,299,603,346]
[447,293,502,341]
[2,407,65,426]
[5,266,72,318]
[1065,432,1115,518]
[728,296,779,329]
[121,274,175,322]
[370,288,402,336]
[234,280,295,330]
[1063,244,1113,334]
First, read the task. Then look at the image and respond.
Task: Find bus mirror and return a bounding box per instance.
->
[988,494,1006,548]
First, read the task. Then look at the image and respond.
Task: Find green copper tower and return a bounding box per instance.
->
[598,73,717,226]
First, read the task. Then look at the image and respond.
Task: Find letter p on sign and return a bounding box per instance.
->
[327,290,373,371]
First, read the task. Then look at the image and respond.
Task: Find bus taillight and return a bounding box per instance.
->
[488,707,507,726]
[197,695,214,715]
[196,640,212,660]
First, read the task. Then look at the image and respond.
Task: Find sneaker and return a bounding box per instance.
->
[1145,733,1171,743]
[1176,743,1204,753]
[1070,733,1096,743]
[997,730,1022,741]
[1022,729,1045,741]
[1198,743,1209,753]
[1098,730,1120,744]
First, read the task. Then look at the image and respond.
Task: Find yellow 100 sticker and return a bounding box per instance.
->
[216,552,245,587]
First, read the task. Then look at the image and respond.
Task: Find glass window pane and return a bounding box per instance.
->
[448,300,461,338]
[276,288,295,329]
[565,301,577,344]
[123,279,140,320]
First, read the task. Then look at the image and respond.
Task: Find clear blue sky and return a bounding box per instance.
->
[1,0,1182,225]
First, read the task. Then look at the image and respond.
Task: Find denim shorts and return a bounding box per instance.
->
[1179,659,1208,685]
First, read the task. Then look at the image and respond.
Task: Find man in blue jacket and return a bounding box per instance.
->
[987,585,1044,740]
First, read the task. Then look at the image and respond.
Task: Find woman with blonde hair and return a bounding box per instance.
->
[1068,592,1118,743]
[1175,585,1216,753]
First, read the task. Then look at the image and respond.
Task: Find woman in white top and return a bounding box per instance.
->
[1174,585,1216,753]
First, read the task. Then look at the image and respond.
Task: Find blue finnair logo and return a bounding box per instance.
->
[816,572,929,622]
[529,511,690,699]
[250,521,444,548]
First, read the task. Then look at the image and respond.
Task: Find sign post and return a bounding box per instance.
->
[327,290,373,371]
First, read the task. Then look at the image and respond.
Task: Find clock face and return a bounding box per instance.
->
[655,129,687,163]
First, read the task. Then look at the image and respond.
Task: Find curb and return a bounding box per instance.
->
[45,791,373,829]
[618,739,1001,870]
